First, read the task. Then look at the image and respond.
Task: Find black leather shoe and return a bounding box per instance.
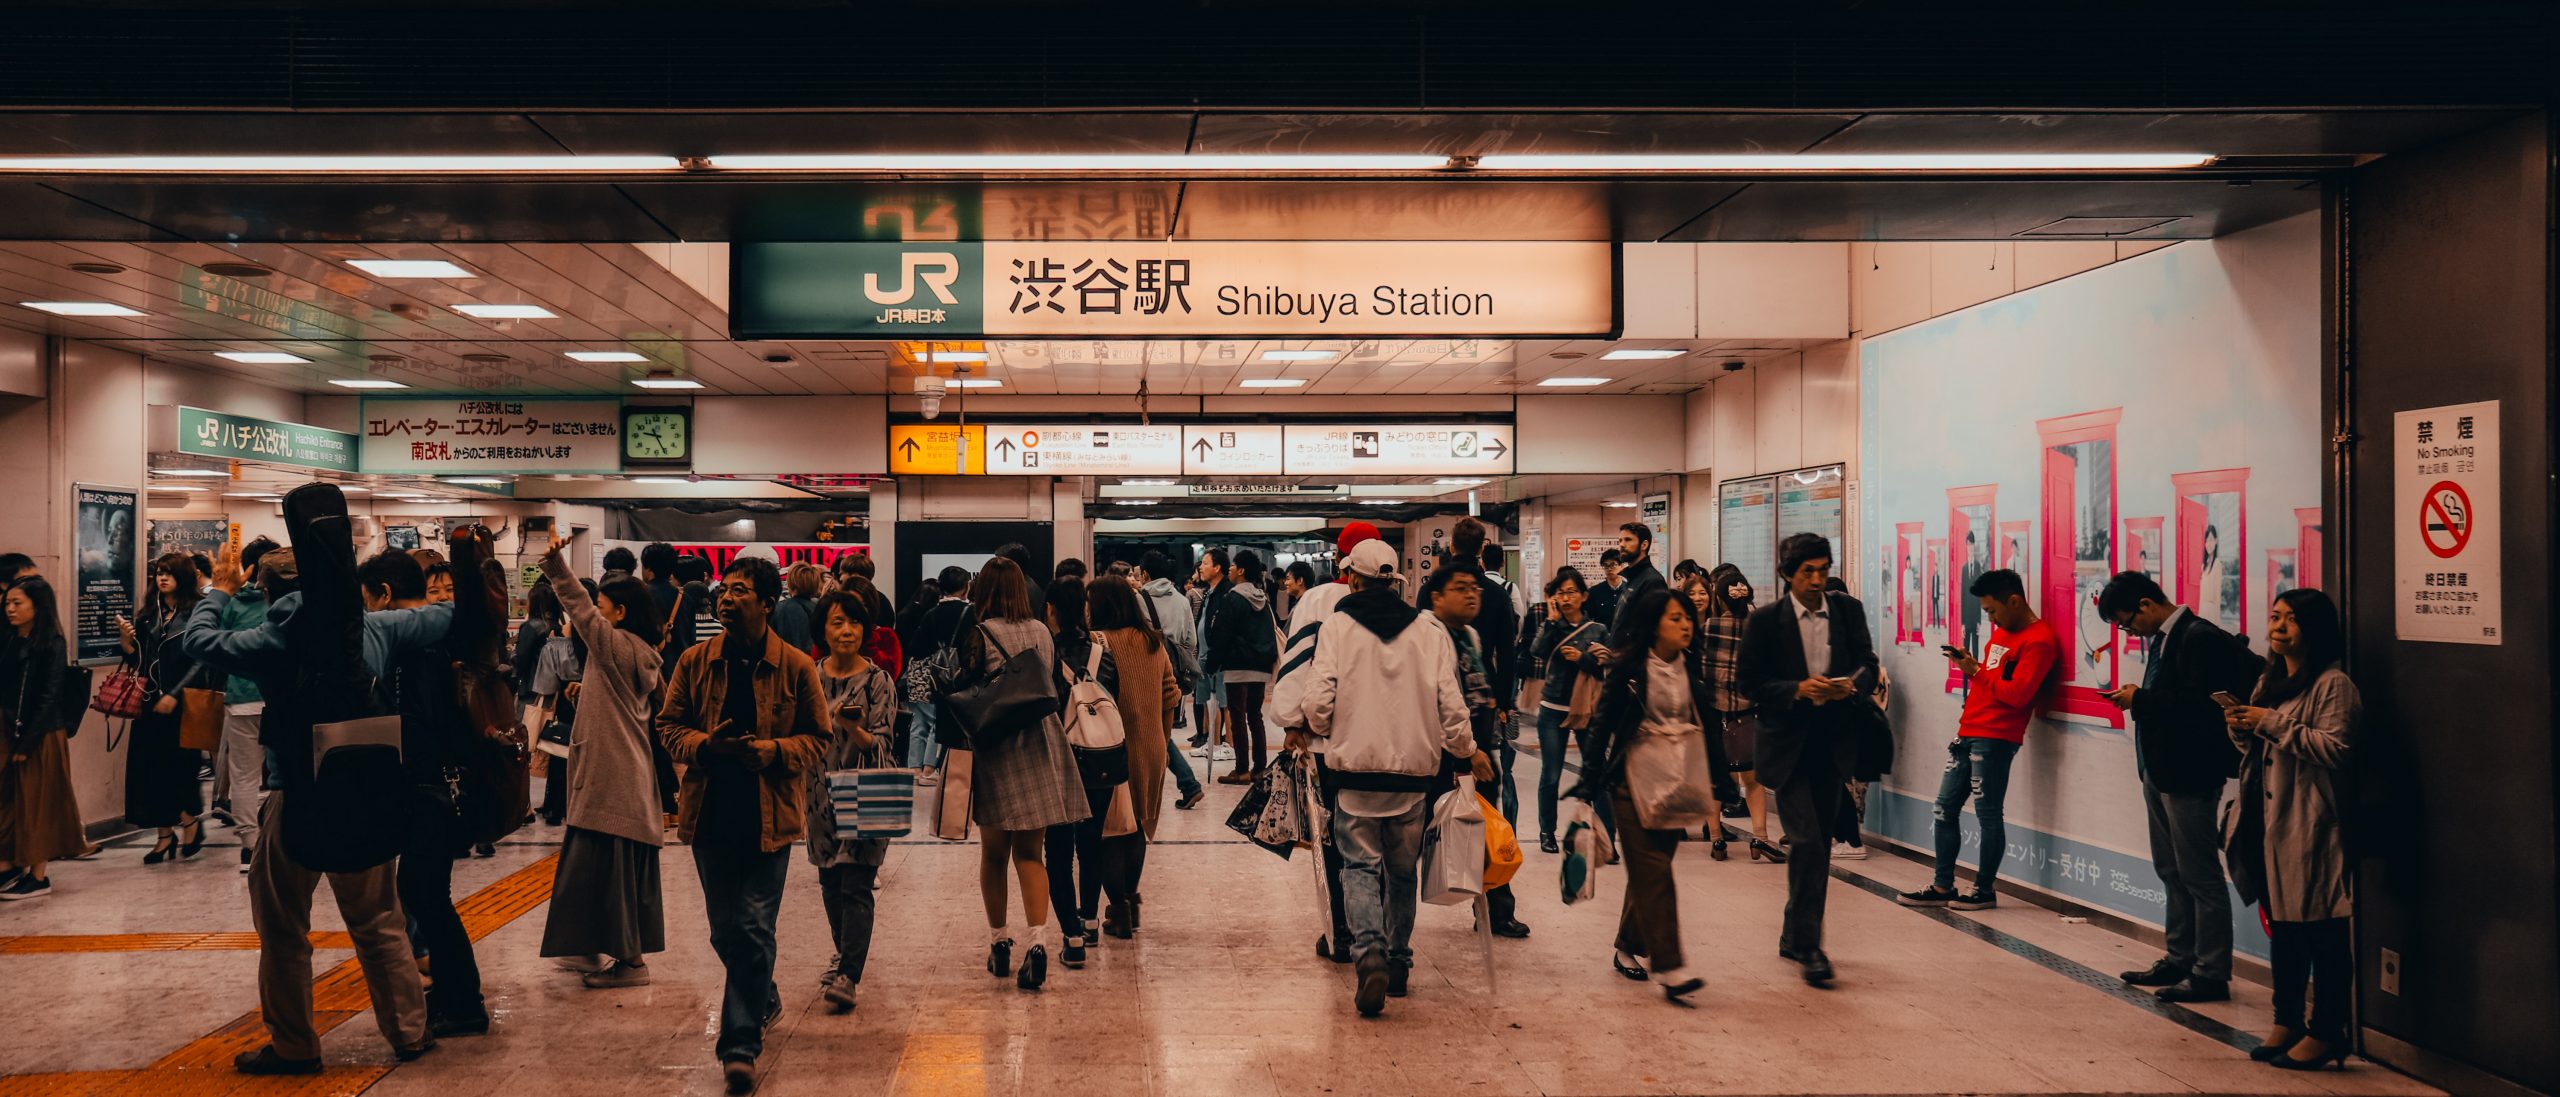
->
[1353,952,1389,1017]
[987,938,1013,978]
[2121,959,2189,987]
[2154,977,2229,1003]
[233,1046,323,1075]
[1386,959,1411,998]
[1016,944,1048,990]
[1799,948,1835,985]
[392,1038,436,1062]
[429,1010,490,1038]
[1492,919,1531,939]
[1611,950,1648,980]
[1539,834,1559,854]
[2249,1030,2303,1062]
[2267,1038,2346,1071]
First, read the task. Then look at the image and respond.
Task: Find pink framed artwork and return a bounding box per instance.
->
[1926,538,1947,631]
[2171,468,2250,640]
[1946,485,1997,690]
[2123,517,2165,583]
[1895,522,1924,644]
[2294,506,2324,591]
[2267,549,2300,617]
[2036,408,2123,726]
[1998,520,2032,587]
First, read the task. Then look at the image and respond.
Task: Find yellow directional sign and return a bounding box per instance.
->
[888,423,985,475]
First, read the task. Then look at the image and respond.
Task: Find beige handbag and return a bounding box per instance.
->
[178,688,225,752]
[1101,783,1138,838]
[931,748,975,840]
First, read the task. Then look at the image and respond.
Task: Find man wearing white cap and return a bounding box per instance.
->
[1301,539,1490,1018]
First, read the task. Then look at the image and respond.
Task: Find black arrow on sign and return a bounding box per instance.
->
[897,437,920,461]
[1484,437,1508,459]
[1191,437,1213,460]
[994,437,1018,461]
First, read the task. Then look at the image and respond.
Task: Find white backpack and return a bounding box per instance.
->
[1064,643,1125,751]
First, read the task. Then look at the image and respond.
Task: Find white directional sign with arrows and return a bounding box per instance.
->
[1183,425,1286,475]
[982,424,1184,476]
[1281,423,1515,476]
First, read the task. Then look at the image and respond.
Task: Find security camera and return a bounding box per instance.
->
[914,375,947,420]
[1721,359,1746,372]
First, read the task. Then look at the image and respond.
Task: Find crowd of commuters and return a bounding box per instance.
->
[0,506,2368,1082]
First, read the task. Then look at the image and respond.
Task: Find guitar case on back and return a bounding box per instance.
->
[273,482,411,874]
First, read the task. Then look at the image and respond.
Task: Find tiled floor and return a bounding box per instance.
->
[0,745,2442,1097]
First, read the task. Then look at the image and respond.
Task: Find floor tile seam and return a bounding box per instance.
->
[0,932,363,955]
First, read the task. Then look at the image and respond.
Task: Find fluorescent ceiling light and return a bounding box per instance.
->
[151,484,210,492]
[1434,478,1489,486]
[631,377,704,390]
[630,477,692,486]
[1603,501,1641,508]
[1259,350,1338,362]
[708,154,1448,172]
[329,378,409,389]
[1474,152,2216,171]
[1122,479,1178,487]
[952,379,1004,389]
[334,486,370,494]
[566,350,648,363]
[216,351,309,364]
[1117,499,1160,506]
[151,468,228,477]
[453,304,555,319]
[1600,349,1684,361]
[346,259,475,279]
[219,491,271,498]
[0,155,682,173]
[1362,499,1407,506]
[1538,376,1610,387]
[1240,378,1307,389]
[19,300,144,317]
[443,477,507,486]
[920,351,989,363]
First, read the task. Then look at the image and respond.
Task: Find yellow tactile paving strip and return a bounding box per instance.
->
[0,854,559,1097]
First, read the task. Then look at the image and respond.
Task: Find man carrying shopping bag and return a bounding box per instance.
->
[1300,541,1491,1019]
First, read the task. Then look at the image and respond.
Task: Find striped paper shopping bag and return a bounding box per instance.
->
[826,768,917,839]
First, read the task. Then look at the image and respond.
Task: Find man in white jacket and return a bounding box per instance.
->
[1302,539,1490,1018]
[1271,522,1382,963]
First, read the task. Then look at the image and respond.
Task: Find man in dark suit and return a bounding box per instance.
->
[1737,533,1879,985]
[2098,571,2262,1003]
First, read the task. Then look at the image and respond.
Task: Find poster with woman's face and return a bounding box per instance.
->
[73,484,138,663]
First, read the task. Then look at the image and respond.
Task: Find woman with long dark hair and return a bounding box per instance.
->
[2222,588,2359,1071]
[1087,577,1177,935]
[1040,574,1122,968]
[1203,549,1279,782]
[1699,563,1775,863]
[537,533,669,989]
[0,578,82,900]
[118,553,209,862]
[960,557,1090,991]
[1564,586,1737,1001]
[1528,567,1607,853]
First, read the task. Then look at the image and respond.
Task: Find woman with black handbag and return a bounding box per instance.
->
[949,557,1089,991]
[118,553,209,863]
[0,578,83,900]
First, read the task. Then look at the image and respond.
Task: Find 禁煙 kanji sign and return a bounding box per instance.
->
[2395,400,2500,645]
[359,397,626,474]
[728,240,1617,339]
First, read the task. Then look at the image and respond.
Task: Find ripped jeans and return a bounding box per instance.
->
[1930,737,2020,892]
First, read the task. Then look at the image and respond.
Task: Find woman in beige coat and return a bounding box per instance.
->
[536,537,669,989]
[2223,588,2358,1072]
[1089,577,1179,938]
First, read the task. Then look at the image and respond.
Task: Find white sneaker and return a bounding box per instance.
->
[1831,841,1868,860]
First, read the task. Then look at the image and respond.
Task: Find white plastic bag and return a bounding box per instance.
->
[1559,798,1615,905]
[1624,723,1718,830]
[1420,776,1487,906]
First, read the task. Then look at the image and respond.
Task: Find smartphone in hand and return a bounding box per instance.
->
[2209,691,2242,709]
[1940,645,1966,661]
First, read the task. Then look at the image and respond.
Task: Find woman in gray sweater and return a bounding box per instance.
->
[537,535,669,989]
[2223,588,2359,1072]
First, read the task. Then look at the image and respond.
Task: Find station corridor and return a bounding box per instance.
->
[0,744,2441,1097]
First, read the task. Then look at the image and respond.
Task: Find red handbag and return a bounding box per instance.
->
[90,666,148,718]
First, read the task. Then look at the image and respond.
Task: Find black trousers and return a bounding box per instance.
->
[398,802,481,1021]
[2271,917,2353,1043]
[818,862,880,982]
[1771,748,1846,955]
[1045,783,1133,933]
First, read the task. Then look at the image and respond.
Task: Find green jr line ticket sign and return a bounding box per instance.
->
[175,405,357,472]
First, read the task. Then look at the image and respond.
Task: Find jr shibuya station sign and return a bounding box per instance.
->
[730,241,1618,339]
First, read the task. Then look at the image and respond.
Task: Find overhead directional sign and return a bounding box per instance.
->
[887,423,985,475]
[984,424,1183,476]
[1182,425,1285,476]
[1281,423,1514,476]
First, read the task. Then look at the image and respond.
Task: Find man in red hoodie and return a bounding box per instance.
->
[1897,568,2057,911]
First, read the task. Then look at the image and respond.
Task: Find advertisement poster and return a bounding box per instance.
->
[1718,476,1777,595]
[2395,399,2500,644]
[1774,465,1847,567]
[1639,493,1671,571]
[148,519,231,562]
[384,526,423,551]
[73,483,138,663]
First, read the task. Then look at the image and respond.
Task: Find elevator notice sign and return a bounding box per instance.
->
[887,423,985,476]
[731,241,1616,339]
[2395,399,2499,645]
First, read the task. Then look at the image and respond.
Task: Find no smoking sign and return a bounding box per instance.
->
[2420,480,2471,559]
[2396,400,2500,645]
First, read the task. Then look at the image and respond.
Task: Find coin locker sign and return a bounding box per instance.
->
[731,241,1616,339]
[2395,399,2500,645]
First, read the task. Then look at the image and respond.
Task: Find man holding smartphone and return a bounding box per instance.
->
[2094,571,2263,1005]
[1898,569,2056,911]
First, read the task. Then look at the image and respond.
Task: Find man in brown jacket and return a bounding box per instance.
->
[656,555,832,1095]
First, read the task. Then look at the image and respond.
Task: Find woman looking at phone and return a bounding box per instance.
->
[803,592,898,1013]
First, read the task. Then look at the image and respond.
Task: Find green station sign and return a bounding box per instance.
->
[176,405,358,472]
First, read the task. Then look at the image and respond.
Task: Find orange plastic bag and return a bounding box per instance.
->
[1480,794,1523,889]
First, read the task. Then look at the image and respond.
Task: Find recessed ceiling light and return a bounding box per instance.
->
[200,262,274,279]
[1538,376,1610,387]
[216,351,310,364]
[151,468,228,477]
[329,378,409,389]
[1601,349,1685,360]
[1259,350,1338,362]
[19,300,144,317]
[920,351,989,363]
[453,304,555,319]
[951,378,1004,389]
[1240,378,1307,388]
[346,259,475,279]
[67,261,125,275]
[1434,478,1489,486]
[0,155,682,173]
[443,477,507,486]
[150,484,210,492]
[631,376,705,390]
[566,351,649,363]
[630,477,693,486]
[458,352,512,363]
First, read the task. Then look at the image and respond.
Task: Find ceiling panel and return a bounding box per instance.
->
[1665,178,2322,241]
[1809,110,2526,157]
[531,112,1196,157]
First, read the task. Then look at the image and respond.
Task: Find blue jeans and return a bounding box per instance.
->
[1165,733,1203,798]
[906,701,941,769]
[693,842,790,1064]
[1332,797,1427,963]
[1931,737,2021,891]
[1535,707,1569,838]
